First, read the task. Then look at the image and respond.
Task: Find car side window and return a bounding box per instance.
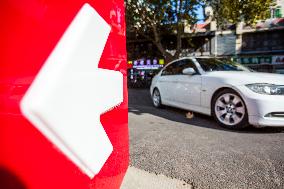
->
[174,59,198,75]
[161,59,198,76]
[177,59,194,75]
[161,61,180,76]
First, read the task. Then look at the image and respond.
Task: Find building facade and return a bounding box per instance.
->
[271,0,284,18]
[235,17,284,73]
[127,1,284,74]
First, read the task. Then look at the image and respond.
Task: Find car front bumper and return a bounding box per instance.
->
[237,86,284,127]
[249,115,284,127]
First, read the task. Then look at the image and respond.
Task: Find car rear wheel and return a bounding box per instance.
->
[152,88,162,108]
[212,89,249,129]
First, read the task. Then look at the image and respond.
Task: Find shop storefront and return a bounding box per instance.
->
[127,58,164,88]
[234,55,284,73]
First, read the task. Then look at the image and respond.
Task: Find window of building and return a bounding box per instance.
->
[275,8,282,18]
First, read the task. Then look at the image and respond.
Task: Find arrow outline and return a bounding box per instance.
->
[20,3,123,178]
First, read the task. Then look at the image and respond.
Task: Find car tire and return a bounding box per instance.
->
[152,88,162,108]
[212,89,249,130]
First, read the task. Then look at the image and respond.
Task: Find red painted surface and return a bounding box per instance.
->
[0,0,128,188]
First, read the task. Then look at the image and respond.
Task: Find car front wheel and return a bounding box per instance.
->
[152,88,162,108]
[212,89,249,129]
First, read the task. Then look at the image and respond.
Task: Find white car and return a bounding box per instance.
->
[150,57,284,129]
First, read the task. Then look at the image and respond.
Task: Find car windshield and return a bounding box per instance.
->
[197,58,253,72]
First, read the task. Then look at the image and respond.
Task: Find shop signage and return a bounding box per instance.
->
[237,56,272,64]
[272,55,284,64]
[128,59,164,69]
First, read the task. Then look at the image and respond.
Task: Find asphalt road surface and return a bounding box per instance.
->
[128,88,284,189]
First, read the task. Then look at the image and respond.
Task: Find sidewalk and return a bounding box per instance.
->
[121,166,193,189]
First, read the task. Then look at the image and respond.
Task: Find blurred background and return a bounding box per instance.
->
[125,0,284,88]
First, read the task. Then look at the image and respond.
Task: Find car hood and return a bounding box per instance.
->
[203,71,284,85]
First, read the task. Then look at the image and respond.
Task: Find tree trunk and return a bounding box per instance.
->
[174,0,183,61]
[164,55,176,64]
[151,24,175,64]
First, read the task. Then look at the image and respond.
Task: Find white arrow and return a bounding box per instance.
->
[20,3,123,178]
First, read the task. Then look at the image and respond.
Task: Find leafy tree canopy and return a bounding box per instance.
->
[206,0,274,28]
[126,0,201,63]
[126,0,274,62]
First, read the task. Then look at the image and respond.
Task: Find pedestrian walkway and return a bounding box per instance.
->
[121,166,193,189]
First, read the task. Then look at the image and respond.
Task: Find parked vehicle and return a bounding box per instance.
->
[150,57,284,129]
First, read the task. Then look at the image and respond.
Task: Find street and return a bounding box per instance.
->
[128,89,284,189]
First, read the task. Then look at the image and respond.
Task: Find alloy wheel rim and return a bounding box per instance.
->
[153,90,160,106]
[215,93,245,126]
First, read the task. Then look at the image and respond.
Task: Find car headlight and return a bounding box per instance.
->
[246,83,284,95]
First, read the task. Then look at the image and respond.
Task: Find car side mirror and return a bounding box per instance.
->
[182,68,196,75]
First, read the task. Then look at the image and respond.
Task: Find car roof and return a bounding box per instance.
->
[172,56,225,60]
[167,56,231,64]
[163,56,226,74]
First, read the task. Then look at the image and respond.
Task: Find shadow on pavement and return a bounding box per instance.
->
[128,89,284,134]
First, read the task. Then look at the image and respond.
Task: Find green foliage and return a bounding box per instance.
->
[126,0,201,62]
[126,0,199,30]
[126,0,274,61]
[206,0,274,27]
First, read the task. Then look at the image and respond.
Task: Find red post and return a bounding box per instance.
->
[0,0,128,188]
